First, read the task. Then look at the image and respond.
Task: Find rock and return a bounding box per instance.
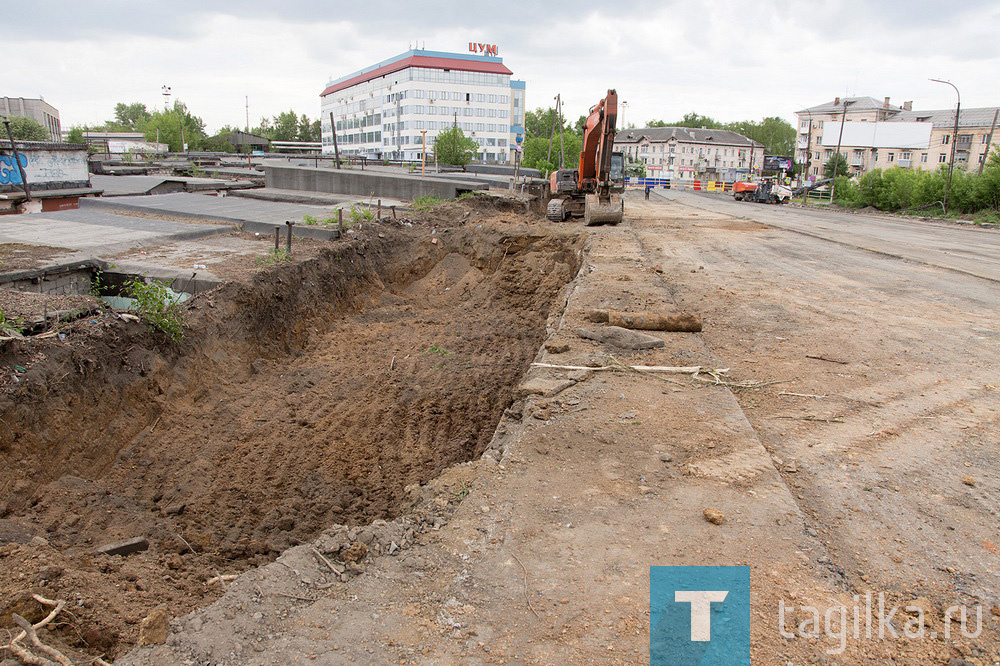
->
[139,608,170,645]
[577,326,664,350]
[164,504,186,516]
[544,343,570,354]
[36,565,64,582]
[341,541,369,563]
[608,310,703,333]
[516,377,576,399]
[585,310,610,323]
[95,537,149,557]
[804,526,818,537]
[659,453,673,462]
[961,475,977,487]
[703,508,726,525]
[164,553,183,570]
[1,591,46,626]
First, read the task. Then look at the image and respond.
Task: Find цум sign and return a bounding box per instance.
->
[469,43,498,56]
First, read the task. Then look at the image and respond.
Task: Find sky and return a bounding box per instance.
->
[6,1,1000,135]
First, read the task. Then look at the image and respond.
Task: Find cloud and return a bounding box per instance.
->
[5,1,998,133]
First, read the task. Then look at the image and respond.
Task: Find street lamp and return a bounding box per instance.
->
[929,78,960,214]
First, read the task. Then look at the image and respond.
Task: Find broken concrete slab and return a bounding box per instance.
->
[576,325,665,350]
[95,537,149,557]
[516,377,576,398]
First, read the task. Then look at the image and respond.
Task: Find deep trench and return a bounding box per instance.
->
[0,226,583,657]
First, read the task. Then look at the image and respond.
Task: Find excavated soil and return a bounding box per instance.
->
[0,217,582,660]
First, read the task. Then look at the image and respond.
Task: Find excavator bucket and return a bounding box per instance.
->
[583,193,623,226]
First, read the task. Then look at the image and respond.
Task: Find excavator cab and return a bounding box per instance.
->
[609,152,624,188]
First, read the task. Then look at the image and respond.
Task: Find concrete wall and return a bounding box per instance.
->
[0,265,95,296]
[265,164,487,200]
[0,142,90,192]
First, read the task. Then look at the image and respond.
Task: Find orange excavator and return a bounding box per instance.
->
[546,89,625,225]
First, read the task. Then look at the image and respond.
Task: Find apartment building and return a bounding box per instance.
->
[613,127,765,182]
[796,97,1000,178]
[319,48,526,164]
[1,96,62,141]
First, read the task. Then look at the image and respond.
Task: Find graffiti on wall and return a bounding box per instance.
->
[0,154,28,185]
[0,149,88,189]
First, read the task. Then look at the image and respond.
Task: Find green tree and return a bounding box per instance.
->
[524,107,572,141]
[824,153,849,178]
[268,110,300,141]
[434,126,478,167]
[670,112,724,129]
[66,126,85,144]
[297,114,320,142]
[521,132,582,176]
[143,101,207,152]
[726,116,795,157]
[4,116,49,141]
[113,102,152,130]
[646,119,671,128]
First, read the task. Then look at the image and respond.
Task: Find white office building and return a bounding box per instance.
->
[319,48,526,164]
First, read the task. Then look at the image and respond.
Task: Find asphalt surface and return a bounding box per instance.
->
[658,189,1000,282]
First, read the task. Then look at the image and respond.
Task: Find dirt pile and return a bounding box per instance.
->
[0,217,582,660]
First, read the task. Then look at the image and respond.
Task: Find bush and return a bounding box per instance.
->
[123,277,184,341]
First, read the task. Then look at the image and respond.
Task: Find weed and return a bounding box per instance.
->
[257,248,291,266]
[348,205,374,226]
[457,191,477,201]
[122,277,184,342]
[426,345,453,356]
[0,309,26,334]
[302,214,340,227]
[454,484,470,500]
[412,195,446,211]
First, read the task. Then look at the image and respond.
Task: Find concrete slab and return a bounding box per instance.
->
[80,193,348,239]
[81,192,339,225]
[90,175,258,197]
[0,208,233,252]
[229,188,408,209]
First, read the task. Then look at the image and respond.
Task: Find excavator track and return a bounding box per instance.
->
[546,198,567,222]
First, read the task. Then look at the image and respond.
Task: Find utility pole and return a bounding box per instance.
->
[421,129,427,176]
[979,109,998,176]
[328,112,341,169]
[930,79,960,213]
[245,96,250,133]
[830,99,855,202]
[547,94,559,165]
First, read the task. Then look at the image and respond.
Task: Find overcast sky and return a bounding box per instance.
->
[6,1,999,134]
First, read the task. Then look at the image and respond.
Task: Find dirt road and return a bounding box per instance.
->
[120,194,996,665]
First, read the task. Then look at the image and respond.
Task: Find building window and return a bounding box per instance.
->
[887,152,895,162]
[901,152,911,160]
[921,153,928,162]
[818,120,825,129]
[941,134,950,145]
[982,134,991,144]
[938,154,947,163]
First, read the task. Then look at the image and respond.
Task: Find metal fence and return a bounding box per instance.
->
[626,177,734,192]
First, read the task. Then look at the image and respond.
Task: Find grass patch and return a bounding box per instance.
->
[412,195,446,211]
[257,248,292,266]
